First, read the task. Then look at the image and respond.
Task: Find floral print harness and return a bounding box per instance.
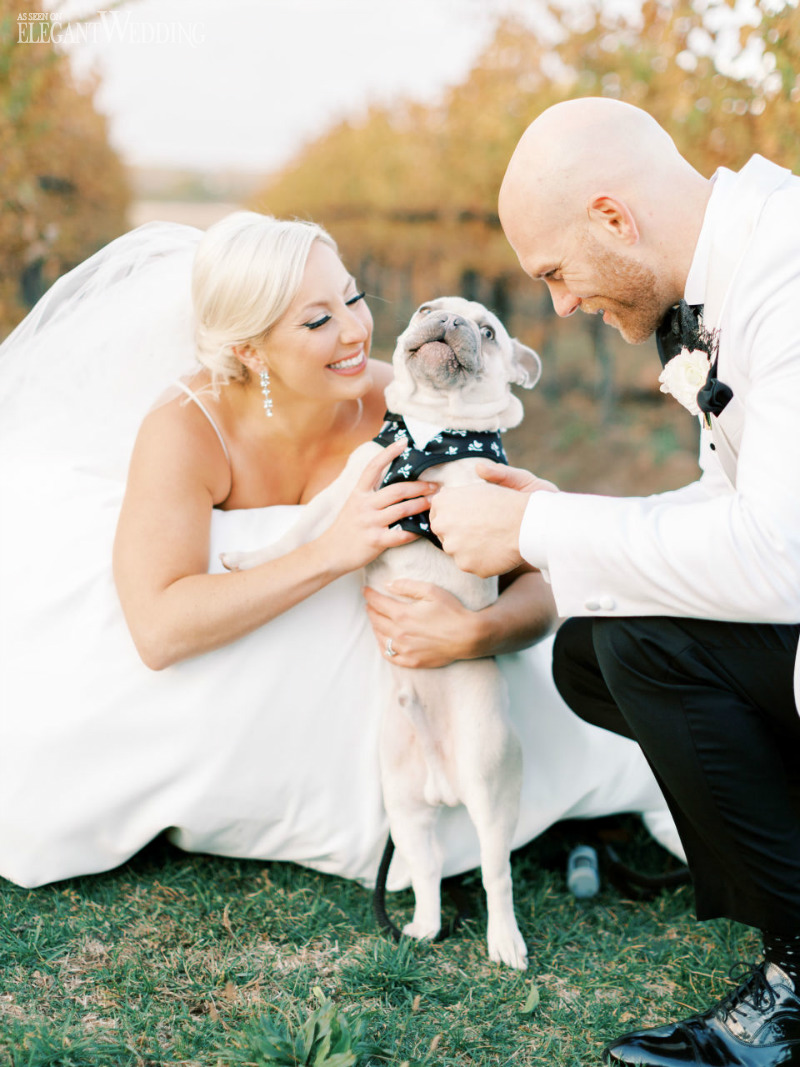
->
[373,411,509,549]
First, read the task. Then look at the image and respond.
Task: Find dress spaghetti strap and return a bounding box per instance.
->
[173,380,231,469]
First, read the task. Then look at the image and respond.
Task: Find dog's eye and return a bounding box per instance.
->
[417,305,431,316]
[481,325,496,341]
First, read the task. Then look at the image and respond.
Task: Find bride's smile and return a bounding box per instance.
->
[327,348,367,375]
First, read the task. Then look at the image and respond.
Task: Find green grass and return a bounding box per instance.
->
[0,823,760,1066]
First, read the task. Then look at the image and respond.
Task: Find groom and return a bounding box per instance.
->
[430,97,800,1066]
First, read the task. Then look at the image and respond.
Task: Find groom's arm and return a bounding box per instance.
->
[428,436,727,580]
[432,374,800,624]
[432,217,800,626]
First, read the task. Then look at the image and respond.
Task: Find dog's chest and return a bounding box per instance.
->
[367,457,499,613]
[373,413,508,548]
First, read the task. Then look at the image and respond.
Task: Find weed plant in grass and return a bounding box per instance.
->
[0,822,759,1066]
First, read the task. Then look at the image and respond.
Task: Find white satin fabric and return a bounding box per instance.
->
[0,223,680,890]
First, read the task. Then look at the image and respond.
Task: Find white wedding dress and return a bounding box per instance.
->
[0,222,682,890]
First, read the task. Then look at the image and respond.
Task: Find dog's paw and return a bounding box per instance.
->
[402,919,441,942]
[487,920,528,970]
[219,551,241,572]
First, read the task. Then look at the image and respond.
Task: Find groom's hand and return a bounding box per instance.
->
[429,462,558,577]
[477,460,559,495]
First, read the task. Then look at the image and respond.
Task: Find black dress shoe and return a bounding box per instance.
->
[603,962,800,1065]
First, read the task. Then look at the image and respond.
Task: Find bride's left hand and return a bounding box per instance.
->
[363,580,475,669]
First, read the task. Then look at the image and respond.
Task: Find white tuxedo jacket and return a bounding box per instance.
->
[520,155,800,708]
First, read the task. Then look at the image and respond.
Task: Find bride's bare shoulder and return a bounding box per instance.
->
[129,374,230,501]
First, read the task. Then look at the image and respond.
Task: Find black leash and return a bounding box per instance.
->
[373,835,403,941]
[372,834,472,942]
[601,843,692,898]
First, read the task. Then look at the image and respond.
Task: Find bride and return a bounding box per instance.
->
[0,211,681,890]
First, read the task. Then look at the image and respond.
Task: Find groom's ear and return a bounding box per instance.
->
[587,194,640,244]
[510,340,542,389]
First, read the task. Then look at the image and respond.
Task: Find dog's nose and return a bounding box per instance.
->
[435,313,466,331]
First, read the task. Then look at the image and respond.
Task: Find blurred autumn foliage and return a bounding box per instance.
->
[4,0,798,491]
[0,1,130,337]
[250,0,800,494]
[254,0,800,312]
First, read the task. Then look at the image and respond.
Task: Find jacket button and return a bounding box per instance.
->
[585,597,616,612]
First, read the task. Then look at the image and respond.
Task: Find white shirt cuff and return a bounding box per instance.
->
[518,491,558,571]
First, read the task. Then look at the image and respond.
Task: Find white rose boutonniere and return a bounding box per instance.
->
[658,347,711,417]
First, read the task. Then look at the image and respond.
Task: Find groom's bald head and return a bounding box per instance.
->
[500,98,684,234]
[499,98,711,339]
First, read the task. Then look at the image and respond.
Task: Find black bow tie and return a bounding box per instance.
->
[656,300,733,418]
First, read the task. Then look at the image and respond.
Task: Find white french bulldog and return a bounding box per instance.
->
[222,297,541,969]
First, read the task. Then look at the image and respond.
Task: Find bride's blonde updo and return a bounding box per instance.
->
[191,211,338,388]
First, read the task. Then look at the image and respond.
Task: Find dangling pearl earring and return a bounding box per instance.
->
[260,366,273,417]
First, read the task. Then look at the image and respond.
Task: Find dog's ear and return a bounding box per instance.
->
[510,340,542,389]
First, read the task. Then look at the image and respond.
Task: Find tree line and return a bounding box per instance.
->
[250,0,800,370]
[1,0,130,339]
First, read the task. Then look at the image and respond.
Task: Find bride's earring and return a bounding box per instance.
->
[260,366,273,418]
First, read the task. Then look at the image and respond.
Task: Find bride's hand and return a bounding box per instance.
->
[319,438,436,573]
[363,579,474,669]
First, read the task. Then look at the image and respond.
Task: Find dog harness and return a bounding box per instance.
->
[373,411,509,549]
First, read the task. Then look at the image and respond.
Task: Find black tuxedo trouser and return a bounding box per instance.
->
[552,615,800,934]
